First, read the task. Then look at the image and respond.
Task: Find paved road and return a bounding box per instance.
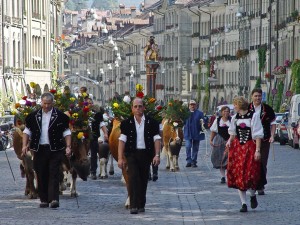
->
[0,138,300,225]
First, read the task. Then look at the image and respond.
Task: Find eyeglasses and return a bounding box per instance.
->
[133,105,143,108]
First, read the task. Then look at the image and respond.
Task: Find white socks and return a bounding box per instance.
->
[238,189,256,205]
[220,168,226,177]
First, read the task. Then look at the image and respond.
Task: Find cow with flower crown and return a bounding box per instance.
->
[161,99,190,172]
[12,84,94,198]
[109,84,164,208]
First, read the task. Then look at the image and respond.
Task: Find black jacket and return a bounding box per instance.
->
[120,115,159,156]
[25,107,70,152]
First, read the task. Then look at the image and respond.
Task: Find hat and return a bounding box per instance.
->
[189,100,196,105]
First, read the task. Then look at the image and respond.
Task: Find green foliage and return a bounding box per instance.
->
[275,81,284,112]
[258,45,267,72]
[255,77,262,89]
[291,59,300,94]
[91,0,118,10]
[65,0,88,10]
[162,99,190,128]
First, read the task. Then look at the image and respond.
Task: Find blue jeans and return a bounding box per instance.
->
[185,139,200,165]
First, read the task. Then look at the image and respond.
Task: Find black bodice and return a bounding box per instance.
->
[235,111,254,145]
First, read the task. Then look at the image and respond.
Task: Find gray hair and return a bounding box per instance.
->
[41,92,54,102]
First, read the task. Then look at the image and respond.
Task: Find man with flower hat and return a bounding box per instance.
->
[21,92,71,209]
[184,99,205,168]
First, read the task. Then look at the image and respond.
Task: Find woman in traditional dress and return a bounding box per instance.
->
[226,96,263,212]
[210,106,231,184]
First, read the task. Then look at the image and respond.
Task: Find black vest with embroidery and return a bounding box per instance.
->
[217,117,231,141]
[235,111,254,145]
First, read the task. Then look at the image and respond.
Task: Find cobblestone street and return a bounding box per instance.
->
[0,139,300,225]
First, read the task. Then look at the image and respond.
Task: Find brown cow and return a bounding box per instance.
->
[13,126,38,199]
[162,118,183,172]
[108,119,130,208]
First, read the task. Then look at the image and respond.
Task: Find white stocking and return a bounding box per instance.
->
[249,189,256,197]
[220,168,225,177]
[238,190,246,205]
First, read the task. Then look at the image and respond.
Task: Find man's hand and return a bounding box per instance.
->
[118,158,126,170]
[269,135,274,143]
[153,155,160,166]
[21,146,28,157]
[65,146,71,158]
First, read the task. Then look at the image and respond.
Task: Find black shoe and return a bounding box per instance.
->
[90,173,97,180]
[257,190,265,195]
[130,208,138,214]
[250,195,258,209]
[240,204,247,212]
[186,163,192,167]
[191,164,198,168]
[220,177,226,184]
[138,208,145,213]
[50,200,59,208]
[39,202,49,208]
[152,174,158,182]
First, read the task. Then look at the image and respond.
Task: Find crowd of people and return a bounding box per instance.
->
[19,85,275,214]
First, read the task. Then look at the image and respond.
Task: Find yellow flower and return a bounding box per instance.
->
[149,98,156,103]
[136,84,143,92]
[113,103,119,108]
[72,113,79,118]
[82,92,88,97]
[24,112,29,116]
[30,82,36,88]
[11,110,17,115]
[70,97,76,102]
[77,132,84,139]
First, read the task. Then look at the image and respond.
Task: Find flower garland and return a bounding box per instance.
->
[111,84,164,122]
[162,99,190,128]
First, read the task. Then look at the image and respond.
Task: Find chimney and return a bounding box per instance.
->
[130,6,136,18]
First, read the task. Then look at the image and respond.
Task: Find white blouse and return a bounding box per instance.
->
[228,112,264,139]
[210,118,231,133]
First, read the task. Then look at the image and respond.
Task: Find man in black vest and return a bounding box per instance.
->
[249,88,276,195]
[22,92,71,208]
[117,97,161,214]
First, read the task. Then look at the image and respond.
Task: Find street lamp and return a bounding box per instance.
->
[129,66,135,96]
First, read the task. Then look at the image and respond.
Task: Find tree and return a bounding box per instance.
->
[65,0,89,11]
[91,0,118,10]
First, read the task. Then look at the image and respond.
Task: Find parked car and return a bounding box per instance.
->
[274,114,289,145]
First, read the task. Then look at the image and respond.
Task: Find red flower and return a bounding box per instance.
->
[69,120,75,125]
[83,133,89,138]
[239,123,246,128]
[22,96,27,100]
[83,106,89,113]
[156,105,162,111]
[49,89,57,94]
[136,91,144,98]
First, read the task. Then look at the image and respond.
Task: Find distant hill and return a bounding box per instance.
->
[65,0,155,11]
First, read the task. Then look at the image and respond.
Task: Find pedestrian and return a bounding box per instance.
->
[184,99,205,168]
[21,92,71,208]
[117,97,161,214]
[210,106,231,184]
[87,98,108,180]
[226,96,264,212]
[249,88,276,195]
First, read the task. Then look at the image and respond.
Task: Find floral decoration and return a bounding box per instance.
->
[162,99,190,128]
[272,66,286,75]
[111,84,164,122]
[12,97,40,126]
[239,123,246,129]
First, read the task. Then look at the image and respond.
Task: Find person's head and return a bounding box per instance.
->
[131,97,145,117]
[251,88,262,106]
[189,100,197,112]
[80,86,87,94]
[233,96,249,112]
[64,86,71,94]
[220,106,230,118]
[87,98,93,106]
[41,92,54,113]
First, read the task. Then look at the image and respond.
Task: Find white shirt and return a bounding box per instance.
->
[119,115,161,148]
[210,117,231,133]
[23,109,71,143]
[254,103,276,125]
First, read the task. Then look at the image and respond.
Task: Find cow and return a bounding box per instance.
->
[108,119,130,208]
[60,130,91,197]
[162,118,183,172]
[13,125,38,199]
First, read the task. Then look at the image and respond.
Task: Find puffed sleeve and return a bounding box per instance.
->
[251,112,264,139]
[228,114,237,136]
[210,118,218,133]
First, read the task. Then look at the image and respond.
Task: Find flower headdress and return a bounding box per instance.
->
[111,84,164,122]
[162,99,190,128]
